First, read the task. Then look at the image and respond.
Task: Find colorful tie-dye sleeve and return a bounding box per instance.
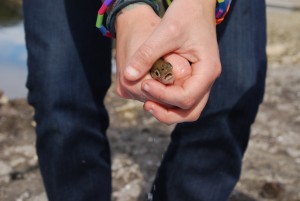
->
[96,0,159,38]
[216,0,232,24]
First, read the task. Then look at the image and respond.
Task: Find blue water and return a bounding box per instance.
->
[0,22,27,99]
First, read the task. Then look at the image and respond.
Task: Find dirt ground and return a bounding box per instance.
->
[0,9,300,201]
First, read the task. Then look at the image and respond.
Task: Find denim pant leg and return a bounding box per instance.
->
[151,0,267,200]
[23,0,112,200]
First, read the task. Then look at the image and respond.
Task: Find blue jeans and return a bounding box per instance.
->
[23,0,266,200]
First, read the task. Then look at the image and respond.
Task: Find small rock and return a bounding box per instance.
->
[294,115,300,123]
[16,191,30,201]
[9,157,26,168]
[125,180,142,198]
[10,171,25,181]
[115,101,141,112]
[123,111,136,119]
[0,160,11,184]
[14,145,36,158]
[31,192,48,201]
[31,120,37,127]
[0,160,12,177]
[267,44,288,57]
[28,155,38,166]
[0,133,5,142]
[286,148,300,158]
[114,179,142,201]
[112,154,145,200]
[0,90,9,105]
[260,181,284,199]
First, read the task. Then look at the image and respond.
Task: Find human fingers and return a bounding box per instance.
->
[142,58,221,109]
[124,17,184,81]
[114,4,161,102]
[143,92,210,125]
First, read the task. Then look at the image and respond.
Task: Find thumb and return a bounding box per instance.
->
[124,24,179,81]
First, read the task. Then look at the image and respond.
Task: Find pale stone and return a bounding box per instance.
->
[0,160,12,176]
[9,157,26,168]
[267,44,288,57]
[14,145,36,158]
[0,94,9,105]
[31,193,48,201]
[16,191,30,201]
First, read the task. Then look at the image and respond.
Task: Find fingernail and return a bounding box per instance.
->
[148,109,153,114]
[143,84,150,92]
[126,66,139,78]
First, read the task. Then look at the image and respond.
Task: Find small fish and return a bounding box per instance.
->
[150,58,174,85]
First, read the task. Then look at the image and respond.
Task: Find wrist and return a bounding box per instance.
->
[165,0,231,25]
[168,0,216,26]
[96,0,159,38]
[108,0,159,37]
[194,0,216,24]
[116,3,157,30]
[115,4,160,41]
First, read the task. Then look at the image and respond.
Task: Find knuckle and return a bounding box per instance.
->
[156,93,165,102]
[180,95,195,109]
[155,113,172,125]
[214,60,222,78]
[161,118,174,125]
[166,21,180,38]
[116,88,124,98]
[191,107,203,122]
[116,87,128,99]
[189,114,200,122]
[135,45,154,67]
[165,121,174,126]
[188,112,201,122]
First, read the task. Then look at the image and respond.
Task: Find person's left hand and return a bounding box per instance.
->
[115,3,191,104]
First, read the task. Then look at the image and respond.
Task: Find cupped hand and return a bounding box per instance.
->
[124,0,222,124]
[115,4,191,103]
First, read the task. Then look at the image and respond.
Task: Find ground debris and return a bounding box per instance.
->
[259,181,285,199]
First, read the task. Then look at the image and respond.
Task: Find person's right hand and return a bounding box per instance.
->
[122,0,222,124]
